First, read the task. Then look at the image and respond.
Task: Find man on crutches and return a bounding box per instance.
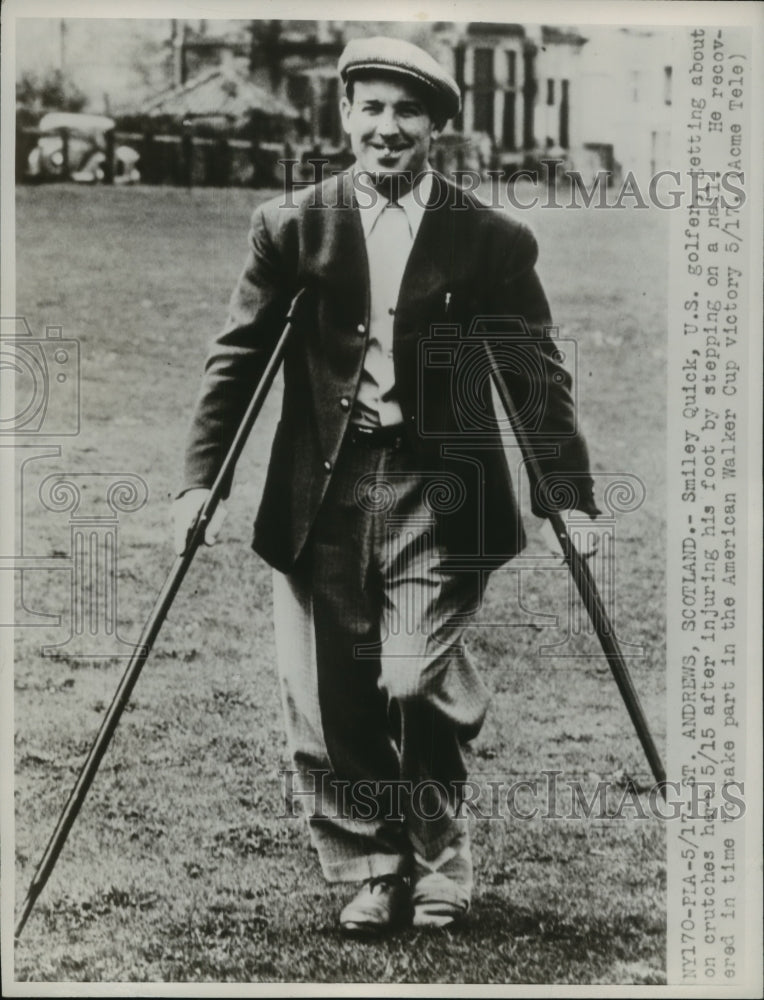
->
[173,36,602,936]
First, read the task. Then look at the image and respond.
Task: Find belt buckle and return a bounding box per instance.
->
[349,422,404,448]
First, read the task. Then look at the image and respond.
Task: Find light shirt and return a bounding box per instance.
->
[352,171,434,427]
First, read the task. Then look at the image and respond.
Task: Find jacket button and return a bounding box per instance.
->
[323,460,332,472]
[340,397,350,410]
[356,323,366,334]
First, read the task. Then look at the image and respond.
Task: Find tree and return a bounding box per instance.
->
[16,68,87,113]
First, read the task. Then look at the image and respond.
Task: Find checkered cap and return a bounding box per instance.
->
[338,36,461,121]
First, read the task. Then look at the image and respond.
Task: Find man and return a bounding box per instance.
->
[174,36,598,935]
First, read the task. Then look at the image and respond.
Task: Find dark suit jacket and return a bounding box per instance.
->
[184,170,597,574]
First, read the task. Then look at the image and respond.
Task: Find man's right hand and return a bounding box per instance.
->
[539,511,599,561]
[172,488,227,556]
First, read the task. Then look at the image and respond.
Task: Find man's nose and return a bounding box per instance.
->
[376,108,401,136]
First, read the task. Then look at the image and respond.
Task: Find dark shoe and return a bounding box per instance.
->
[412,830,472,928]
[339,873,411,937]
[412,870,470,927]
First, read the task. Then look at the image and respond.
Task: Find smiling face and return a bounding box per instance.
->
[340,75,440,192]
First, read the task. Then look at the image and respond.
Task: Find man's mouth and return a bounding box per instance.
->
[370,143,410,156]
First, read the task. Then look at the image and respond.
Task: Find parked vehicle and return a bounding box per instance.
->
[26,112,140,183]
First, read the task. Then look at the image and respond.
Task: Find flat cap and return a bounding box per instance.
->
[338,36,461,121]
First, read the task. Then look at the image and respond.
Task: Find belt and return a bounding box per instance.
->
[347,422,407,449]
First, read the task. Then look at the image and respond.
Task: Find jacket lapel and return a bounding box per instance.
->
[302,171,369,318]
[300,172,369,456]
[396,172,455,330]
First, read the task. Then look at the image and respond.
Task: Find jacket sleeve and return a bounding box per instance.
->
[182,203,295,497]
[488,222,600,518]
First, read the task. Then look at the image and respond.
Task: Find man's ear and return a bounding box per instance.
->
[339,95,352,136]
[428,108,444,140]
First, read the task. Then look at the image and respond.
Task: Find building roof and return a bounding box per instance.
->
[434,22,587,47]
[142,68,299,120]
[541,26,587,47]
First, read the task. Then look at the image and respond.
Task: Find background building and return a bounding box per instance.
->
[16,18,676,184]
[574,26,674,181]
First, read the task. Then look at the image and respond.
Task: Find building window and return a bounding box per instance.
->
[453,46,465,129]
[559,79,569,149]
[502,50,517,150]
[473,47,494,87]
[664,65,672,105]
[502,91,515,150]
[286,74,310,111]
[507,50,516,88]
[318,76,340,144]
[547,79,555,105]
[454,45,466,89]
[472,47,495,136]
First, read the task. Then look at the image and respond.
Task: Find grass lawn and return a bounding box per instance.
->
[12,182,667,985]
